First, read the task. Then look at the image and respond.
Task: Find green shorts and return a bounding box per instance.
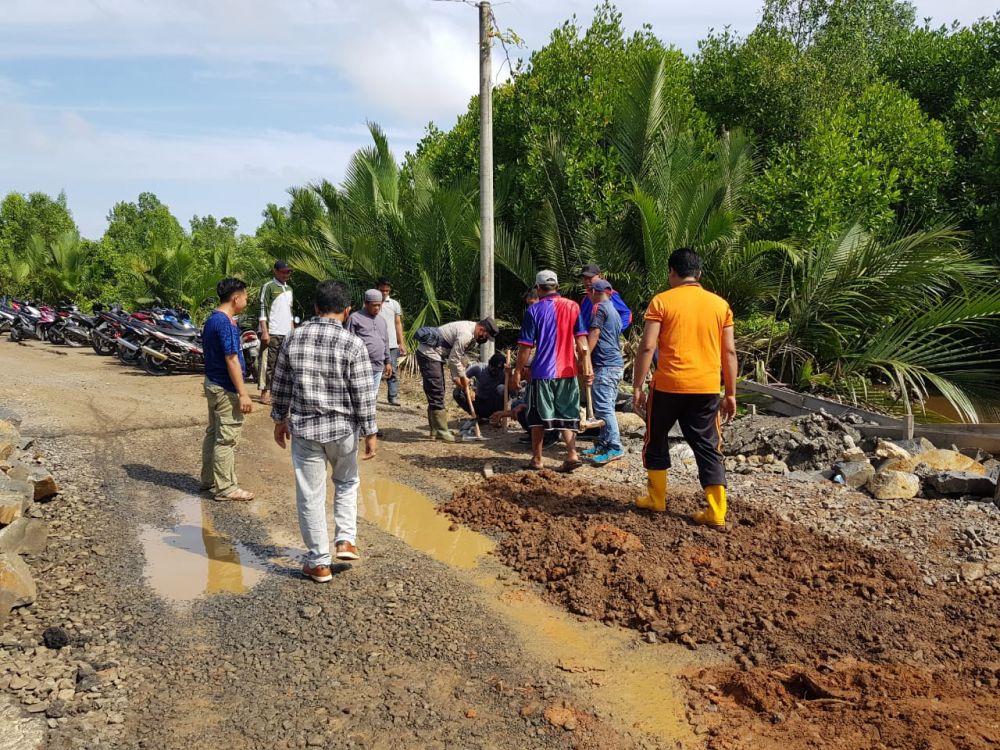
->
[526,378,580,431]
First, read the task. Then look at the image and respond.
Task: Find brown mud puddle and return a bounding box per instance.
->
[444,470,1000,749]
[138,495,267,602]
[353,469,699,746]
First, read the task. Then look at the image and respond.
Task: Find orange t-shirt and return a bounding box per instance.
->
[644,283,734,394]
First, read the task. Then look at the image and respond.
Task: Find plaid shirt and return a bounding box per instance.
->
[269,317,377,442]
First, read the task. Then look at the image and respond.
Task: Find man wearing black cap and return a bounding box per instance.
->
[416,318,498,441]
[580,264,632,331]
[259,260,294,405]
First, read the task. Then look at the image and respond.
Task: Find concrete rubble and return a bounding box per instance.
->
[723,410,998,504]
[0,415,50,624]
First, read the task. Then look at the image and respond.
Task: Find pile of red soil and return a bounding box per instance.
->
[443,471,1000,748]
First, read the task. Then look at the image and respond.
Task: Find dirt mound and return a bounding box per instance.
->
[690,661,1000,749]
[444,471,1000,747]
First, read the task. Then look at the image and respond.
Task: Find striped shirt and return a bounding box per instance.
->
[269,317,377,441]
[518,293,587,380]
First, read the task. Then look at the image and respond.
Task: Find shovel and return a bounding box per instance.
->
[501,351,511,431]
[578,376,605,431]
[458,380,488,442]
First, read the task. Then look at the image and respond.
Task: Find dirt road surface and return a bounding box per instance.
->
[0,341,694,749]
[1,339,998,749]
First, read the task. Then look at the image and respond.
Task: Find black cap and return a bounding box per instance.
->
[581,263,601,278]
[479,317,499,339]
[274,259,290,270]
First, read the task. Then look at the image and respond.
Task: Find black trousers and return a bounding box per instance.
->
[642,391,726,488]
[417,352,446,411]
[453,388,503,420]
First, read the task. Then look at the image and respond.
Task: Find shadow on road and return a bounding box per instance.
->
[123,463,200,493]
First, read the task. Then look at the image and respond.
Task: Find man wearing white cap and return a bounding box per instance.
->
[347,289,392,398]
[515,270,592,472]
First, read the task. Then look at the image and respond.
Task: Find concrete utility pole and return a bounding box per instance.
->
[478,0,495,361]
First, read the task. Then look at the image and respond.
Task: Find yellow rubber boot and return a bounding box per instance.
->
[635,470,667,512]
[692,485,727,527]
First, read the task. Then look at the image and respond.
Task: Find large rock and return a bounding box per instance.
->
[0,551,36,609]
[875,440,911,461]
[892,437,935,456]
[878,456,918,473]
[4,465,58,501]
[0,420,17,462]
[867,470,920,500]
[926,471,997,497]
[0,518,48,555]
[616,412,646,437]
[915,448,986,475]
[834,460,875,489]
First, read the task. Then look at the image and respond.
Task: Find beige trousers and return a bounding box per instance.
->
[200,379,245,495]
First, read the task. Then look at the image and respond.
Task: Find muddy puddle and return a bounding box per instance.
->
[138,495,267,602]
[356,470,698,746]
[358,476,496,568]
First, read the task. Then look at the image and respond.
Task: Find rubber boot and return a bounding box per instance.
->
[635,469,667,512]
[430,409,455,443]
[692,485,727,527]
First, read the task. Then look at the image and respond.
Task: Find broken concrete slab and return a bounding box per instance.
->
[0,551,36,609]
[4,465,58,501]
[834,460,875,490]
[926,472,997,497]
[867,470,920,500]
[0,518,47,556]
[788,470,831,483]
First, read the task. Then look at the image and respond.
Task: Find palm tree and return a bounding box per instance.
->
[770,222,1000,421]
[273,123,483,339]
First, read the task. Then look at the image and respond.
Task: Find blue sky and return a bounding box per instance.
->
[0,0,994,239]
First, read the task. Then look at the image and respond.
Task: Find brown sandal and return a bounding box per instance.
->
[557,460,583,474]
[215,488,255,501]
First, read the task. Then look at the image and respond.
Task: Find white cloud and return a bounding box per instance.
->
[0,99,417,236]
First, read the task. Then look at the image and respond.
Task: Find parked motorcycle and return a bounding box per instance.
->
[9,301,55,342]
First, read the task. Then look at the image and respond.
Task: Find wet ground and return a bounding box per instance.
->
[0,341,692,749]
[1,340,998,749]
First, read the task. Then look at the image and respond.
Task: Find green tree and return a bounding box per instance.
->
[752,81,952,239]
[0,191,78,294]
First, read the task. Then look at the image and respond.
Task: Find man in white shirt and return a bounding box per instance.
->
[259,259,294,406]
[376,277,406,406]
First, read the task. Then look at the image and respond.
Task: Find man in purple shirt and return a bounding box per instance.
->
[515,270,592,472]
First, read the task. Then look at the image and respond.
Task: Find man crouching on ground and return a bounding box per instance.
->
[269,280,378,582]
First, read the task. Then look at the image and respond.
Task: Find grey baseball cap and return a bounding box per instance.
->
[535,269,558,286]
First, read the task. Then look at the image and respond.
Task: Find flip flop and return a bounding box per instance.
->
[215,488,255,501]
[557,460,583,474]
[523,462,544,472]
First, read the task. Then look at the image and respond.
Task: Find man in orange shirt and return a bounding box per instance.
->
[631,248,738,526]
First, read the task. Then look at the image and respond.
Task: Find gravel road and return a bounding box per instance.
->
[0,341,667,750]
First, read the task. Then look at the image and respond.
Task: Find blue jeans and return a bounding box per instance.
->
[385,348,400,401]
[372,369,383,398]
[591,366,623,451]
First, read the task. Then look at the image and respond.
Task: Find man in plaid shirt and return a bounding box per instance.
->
[270,280,378,582]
